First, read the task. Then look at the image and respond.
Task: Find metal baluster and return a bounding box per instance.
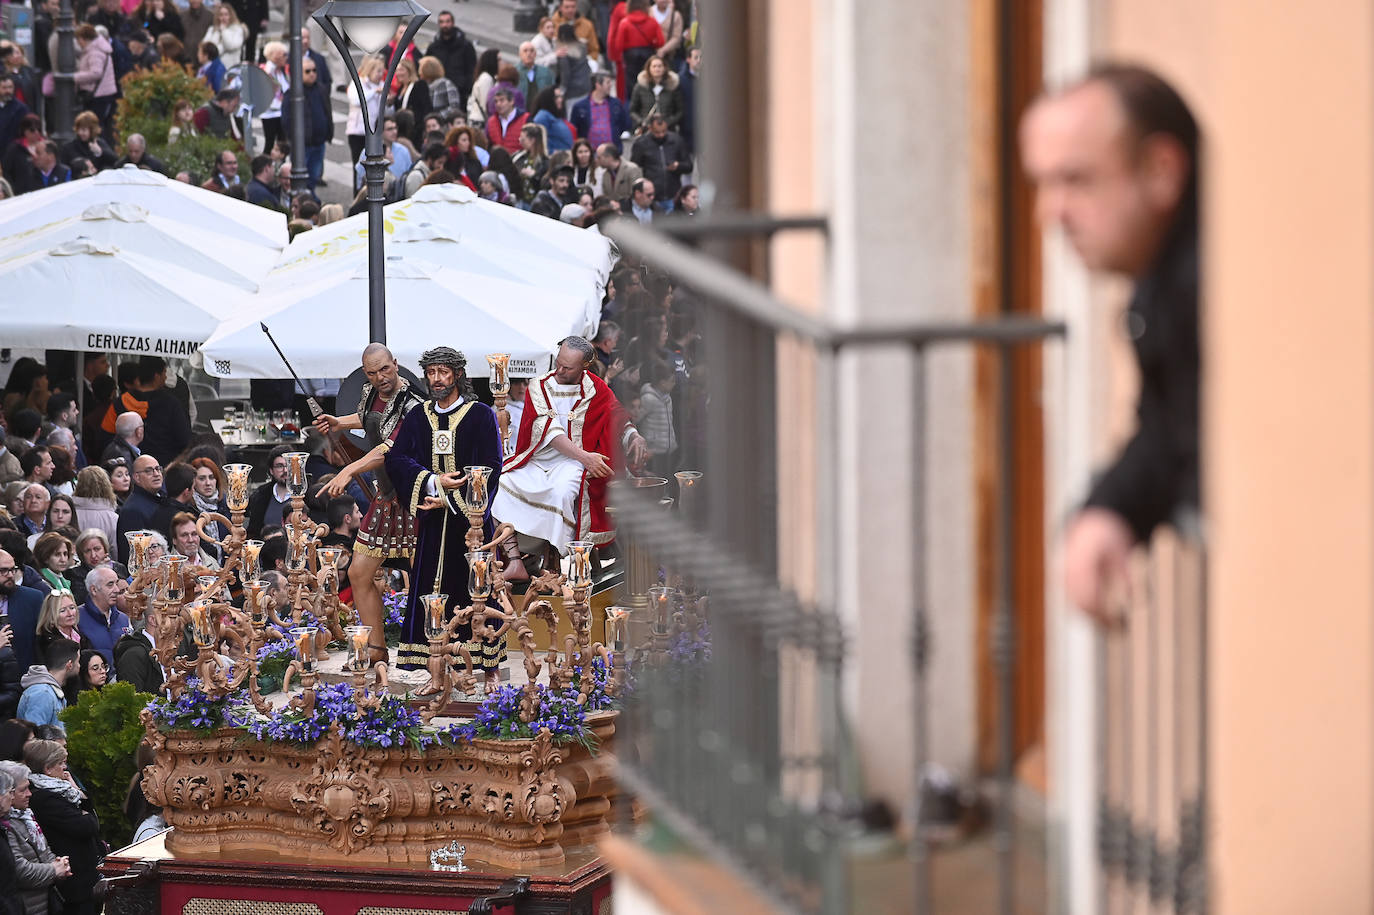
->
[910,343,932,915]
[994,342,1018,915]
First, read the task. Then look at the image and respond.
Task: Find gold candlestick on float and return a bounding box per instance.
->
[487,353,511,454]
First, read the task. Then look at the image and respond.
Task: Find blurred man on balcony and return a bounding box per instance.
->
[1020,64,1200,622]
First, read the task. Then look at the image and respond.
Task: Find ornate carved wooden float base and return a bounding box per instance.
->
[142,710,619,871]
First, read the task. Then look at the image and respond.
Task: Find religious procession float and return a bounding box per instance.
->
[102,355,709,913]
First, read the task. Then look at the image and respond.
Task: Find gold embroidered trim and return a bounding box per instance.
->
[500,485,576,528]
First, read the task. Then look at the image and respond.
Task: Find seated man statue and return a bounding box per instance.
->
[492,336,648,563]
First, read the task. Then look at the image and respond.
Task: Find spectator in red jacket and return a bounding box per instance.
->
[608,0,663,100]
[485,88,529,155]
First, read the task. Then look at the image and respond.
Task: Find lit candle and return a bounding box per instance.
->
[422,593,448,640]
[189,600,213,647]
[291,626,317,672]
[466,552,492,599]
[605,606,630,652]
[285,452,310,496]
[649,586,672,632]
[346,625,371,671]
[246,581,267,624]
[568,541,593,588]
[464,466,490,512]
[487,353,510,394]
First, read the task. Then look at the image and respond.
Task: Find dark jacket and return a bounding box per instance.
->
[113,152,168,175]
[282,79,334,147]
[570,95,630,151]
[99,437,138,470]
[13,161,71,196]
[0,99,30,151]
[395,78,431,133]
[246,481,288,539]
[1084,213,1200,541]
[0,827,24,915]
[629,129,693,201]
[59,135,118,170]
[628,69,683,131]
[425,29,476,104]
[121,386,189,467]
[115,485,164,564]
[677,62,698,151]
[246,176,278,207]
[0,646,21,721]
[3,585,44,672]
[28,784,103,909]
[114,630,164,695]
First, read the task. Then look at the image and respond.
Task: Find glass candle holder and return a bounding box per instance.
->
[344,625,372,672]
[567,540,594,589]
[224,463,252,512]
[464,466,492,514]
[162,554,187,603]
[421,592,449,640]
[487,353,511,395]
[287,530,312,572]
[290,626,318,672]
[674,471,703,521]
[242,539,264,582]
[187,599,215,648]
[605,606,631,652]
[648,586,675,633]
[245,579,269,625]
[126,530,154,578]
[466,551,493,600]
[284,452,310,497]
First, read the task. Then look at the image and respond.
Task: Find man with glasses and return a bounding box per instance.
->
[115,455,165,564]
[282,51,332,192]
[0,549,43,671]
[247,445,294,539]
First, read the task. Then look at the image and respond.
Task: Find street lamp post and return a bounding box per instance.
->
[312,0,429,345]
[51,0,76,143]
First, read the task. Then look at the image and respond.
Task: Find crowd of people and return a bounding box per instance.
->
[0,0,704,232]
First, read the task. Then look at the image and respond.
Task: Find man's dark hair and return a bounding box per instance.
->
[1082,62,1200,219]
[646,358,675,386]
[116,361,138,390]
[490,87,512,103]
[267,444,293,468]
[298,198,320,220]
[0,530,31,567]
[19,447,48,479]
[250,154,273,177]
[45,639,79,672]
[551,164,574,182]
[422,141,448,164]
[327,495,358,530]
[136,355,165,385]
[45,393,76,422]
[0,75,12,87]
[259,535,288,572]
[557,23,577,42]
[632,178,649,195]
[162,461,195,499]
[215,87,239,102]
[10,409,41,441]
[201,41,220,59]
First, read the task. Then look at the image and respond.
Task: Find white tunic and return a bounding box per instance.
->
[492,384,585,554]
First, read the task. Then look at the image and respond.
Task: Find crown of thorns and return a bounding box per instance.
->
[418,347,467,372]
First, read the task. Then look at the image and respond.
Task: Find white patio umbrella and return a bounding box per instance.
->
[270,220,602,335]
[0,165,287,249]
[201,256,592,379]
[284,183,616,281]
[0,239,252,356]
[0,203,276,290]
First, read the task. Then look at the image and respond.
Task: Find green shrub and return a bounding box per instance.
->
[113,62,239,181]
[60,682,155,850]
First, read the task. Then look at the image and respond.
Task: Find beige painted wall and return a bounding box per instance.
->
[1204,1,1374,911]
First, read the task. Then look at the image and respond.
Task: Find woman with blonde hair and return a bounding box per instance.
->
[391,57,431,140]
[203,3,247,64]
[71,467,117,548]
[33,590,87,668]
[418,56,459,118]
[317,203,345,225]
[346,55,387,191]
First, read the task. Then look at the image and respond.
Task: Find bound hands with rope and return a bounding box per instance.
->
[419,471,467,511]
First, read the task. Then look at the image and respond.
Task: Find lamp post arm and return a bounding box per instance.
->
[379,14,429,106]
[311,10,376,138]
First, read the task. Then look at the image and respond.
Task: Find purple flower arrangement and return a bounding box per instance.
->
[146,677,250,732]
[455,655,617,753]
[242,681,449,749]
